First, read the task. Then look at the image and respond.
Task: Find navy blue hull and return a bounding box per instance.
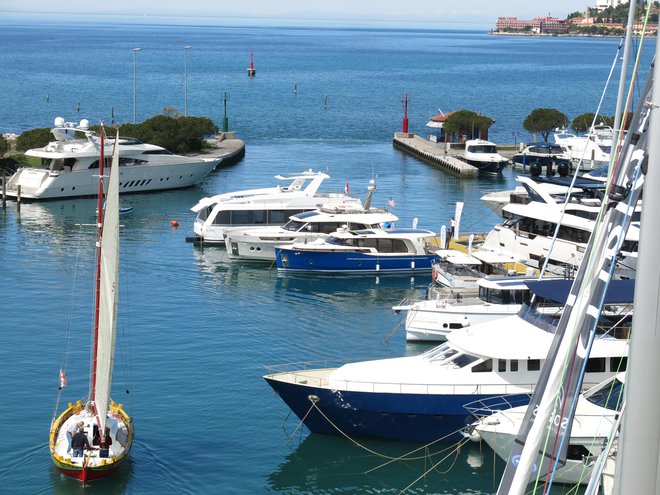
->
[264,377,530,442]
[275,249,439,274]
[464,159,508,175]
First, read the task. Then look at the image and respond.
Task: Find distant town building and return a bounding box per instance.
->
[596,0,625,10]
[495,16,570,34]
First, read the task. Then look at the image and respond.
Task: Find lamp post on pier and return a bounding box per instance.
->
[184,45,192,116]
[132,47,141,124]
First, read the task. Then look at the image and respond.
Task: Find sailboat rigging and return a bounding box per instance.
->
[49,125,134,484]
[493,10,652,493]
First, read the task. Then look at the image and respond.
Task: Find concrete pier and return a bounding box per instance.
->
[392,132,478,177]
[198,132,246,167]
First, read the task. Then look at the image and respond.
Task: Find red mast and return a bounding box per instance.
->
[91,124,105,408]
[402,93,409,133]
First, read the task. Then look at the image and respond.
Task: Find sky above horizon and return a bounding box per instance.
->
[2,1,587,29]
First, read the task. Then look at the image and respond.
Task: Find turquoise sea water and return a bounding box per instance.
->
[0,15,653,494]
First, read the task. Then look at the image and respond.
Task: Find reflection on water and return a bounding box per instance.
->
[267,434,497,494]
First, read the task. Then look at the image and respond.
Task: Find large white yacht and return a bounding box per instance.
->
[477,177,639,276]
[553,126,611,171]
[264,306,629,442]
[223,179,397,261]
[191,170,361,244]
[4,118,222,200]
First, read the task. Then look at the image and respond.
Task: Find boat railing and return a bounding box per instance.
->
[463,394,532,421]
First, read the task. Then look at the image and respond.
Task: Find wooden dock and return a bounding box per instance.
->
[392,132,478,177]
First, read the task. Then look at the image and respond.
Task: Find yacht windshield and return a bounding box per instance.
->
[586,378,625,411]
[469,145,497,153]
[519,303,560,333]
[282,220,305,232]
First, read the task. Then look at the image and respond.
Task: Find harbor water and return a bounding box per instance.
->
[0,14,652,494]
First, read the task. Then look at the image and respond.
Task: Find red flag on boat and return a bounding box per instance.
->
[344,181,349,194]
[59,369,68,388]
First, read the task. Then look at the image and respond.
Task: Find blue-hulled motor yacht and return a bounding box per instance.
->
[274,227,442,274]
[264,299,630,442]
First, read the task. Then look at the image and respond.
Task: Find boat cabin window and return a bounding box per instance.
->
[87,157,113,170]
[510,359,519,371]
[479,286,527,305]
[472,359,493,373]
[610,357,627,372]
[585,357,606,373]
[360,238,407,253]
[142,149,175,155]
[468,144,497,153]
[452,354,478,368]
[586,378,624,411]
[503,215,592,244]
[49,158,77,171]
[210,209,307,227]
[498,359,506,372]
[118,157,148,166]
[527,359,541,371]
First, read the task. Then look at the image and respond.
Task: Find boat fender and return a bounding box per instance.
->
[530,162,542,176]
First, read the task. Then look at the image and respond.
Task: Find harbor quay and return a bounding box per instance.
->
[393,132,520,176]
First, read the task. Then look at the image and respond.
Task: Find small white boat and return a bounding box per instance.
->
[393,276,557,342]
[468,373,624,485]
[191,169,361,244]
[459,139,509,175]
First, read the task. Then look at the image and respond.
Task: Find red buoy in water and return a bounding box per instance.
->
[170,220,179,228]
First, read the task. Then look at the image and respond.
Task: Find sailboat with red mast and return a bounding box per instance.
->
[49,125,134,484]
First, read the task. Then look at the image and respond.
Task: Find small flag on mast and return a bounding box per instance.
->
[59,369,68,388]
[344,182,349,194]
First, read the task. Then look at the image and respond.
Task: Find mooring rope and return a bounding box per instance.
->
[308,399,469,461]
[397,437,471,494]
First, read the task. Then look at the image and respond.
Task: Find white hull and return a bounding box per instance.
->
[401,298,520,341]
[226,232,322,261]
[6,160,219,199]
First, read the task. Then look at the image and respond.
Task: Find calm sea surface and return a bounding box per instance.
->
[0,14,652,494]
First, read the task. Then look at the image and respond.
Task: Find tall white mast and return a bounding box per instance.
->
[614,36,660,494]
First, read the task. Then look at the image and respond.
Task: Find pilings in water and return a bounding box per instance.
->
[392,133,478,177]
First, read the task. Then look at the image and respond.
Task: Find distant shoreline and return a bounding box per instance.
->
[489,31,655,39]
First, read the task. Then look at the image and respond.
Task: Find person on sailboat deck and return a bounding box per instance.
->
[93,425,113,458]
[71,427,90,457]
[66,420,84,454]
[449,217,455,237]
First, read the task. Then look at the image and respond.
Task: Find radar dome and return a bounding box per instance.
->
[79,119,89,129]
[54,117,65,127]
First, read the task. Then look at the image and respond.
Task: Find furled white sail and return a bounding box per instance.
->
[94,130,121,434]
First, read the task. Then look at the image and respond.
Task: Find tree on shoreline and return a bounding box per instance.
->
[523,108,567,142]
[443,110,495,141]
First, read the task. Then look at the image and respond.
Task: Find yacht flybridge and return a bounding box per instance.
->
[5,118,222,200]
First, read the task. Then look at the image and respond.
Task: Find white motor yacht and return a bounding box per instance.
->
[223,179,397,261]
[5,117,222,200]
[553,127,610,171]
[264,306,629,442]
[459,139,509,175]
[191,169,361,244]
[393,276,551,342]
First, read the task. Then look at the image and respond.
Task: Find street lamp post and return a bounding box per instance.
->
[132,48,141,124]
[184,45,192,116]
